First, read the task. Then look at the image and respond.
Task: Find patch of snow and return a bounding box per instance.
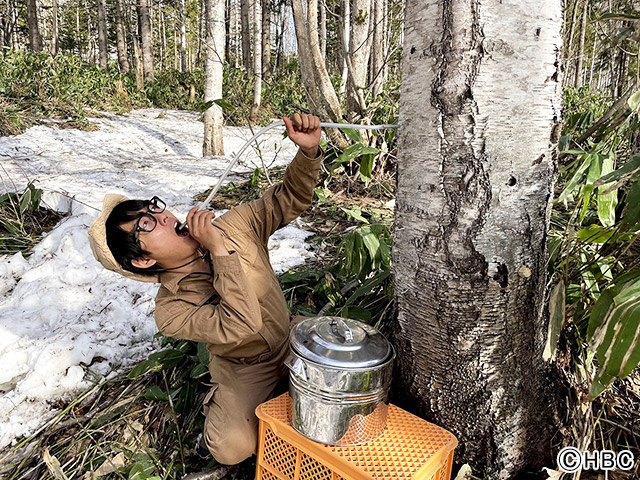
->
[0,109,316,449]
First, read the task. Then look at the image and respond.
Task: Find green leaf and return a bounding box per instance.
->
[19,188,31,214]
[335,120,362,142]
[628,90,640,112]
[593,155,640,187]
[359,153,376,184]
[128,349,185,378]
[340,206,369,224]
[588,278,640,399]
[576,225,615,243]
[190,363,209,379]
[621,179,640,231]
[543,281,565,362]
[341,306,372,322]
[557,154,593,203]
[144,386,168,402]
[213,98,235,111]
[596,153,618,227]
[197,342,209,366]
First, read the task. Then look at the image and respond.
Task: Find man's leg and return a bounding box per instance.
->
[202,344,289,465]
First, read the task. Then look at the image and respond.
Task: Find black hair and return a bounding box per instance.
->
[105,199,164,276]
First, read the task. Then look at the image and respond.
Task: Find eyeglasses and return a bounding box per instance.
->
[135,196,166,235]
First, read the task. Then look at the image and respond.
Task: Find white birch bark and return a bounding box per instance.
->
[203,0,225,156]
[369,0,385,98]
[393,0,566,478]
[250,0,262,122]
[180,0,188,72]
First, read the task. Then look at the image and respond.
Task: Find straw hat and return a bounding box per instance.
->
[88,193,160,283]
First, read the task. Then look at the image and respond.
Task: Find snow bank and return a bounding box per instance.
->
[0,109,315,449]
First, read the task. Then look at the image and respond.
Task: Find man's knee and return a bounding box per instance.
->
[203,421,257,465]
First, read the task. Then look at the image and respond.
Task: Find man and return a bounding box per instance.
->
[88,113,322,464]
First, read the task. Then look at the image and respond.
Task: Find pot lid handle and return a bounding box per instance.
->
[330,318,354,343]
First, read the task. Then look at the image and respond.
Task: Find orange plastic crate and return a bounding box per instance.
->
[255,394,458,480]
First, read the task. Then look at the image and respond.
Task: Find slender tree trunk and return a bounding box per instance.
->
[52,0,58,54]
[562,0,579,87]
[291,0,321,110]
[138,0,154,81]
[319,0,326,61]
[203,0,225,156]
[27,0,43,51]
[369,0,385,98]
[250,0,263,121]
[574,0,587,88]
[115,0,130,73]
[224,0,231,61]
[241,0,252,70]
[274,0,284,70]
[233,0,240,67]
[588,33,597,87]
[347,0,372,119]
[339,0,350,95]
[179,0,187,71]
[261,0,271,80]
[97,0,109,68]
[393,0,567,478]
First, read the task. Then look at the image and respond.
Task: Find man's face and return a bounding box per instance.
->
[120,207,200,269]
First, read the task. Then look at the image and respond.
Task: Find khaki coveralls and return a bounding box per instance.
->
[152,148,323,465]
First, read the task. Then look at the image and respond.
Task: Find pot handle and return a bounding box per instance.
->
[330,318,354,343]
[284,353,308,381]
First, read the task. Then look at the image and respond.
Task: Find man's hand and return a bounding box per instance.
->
[186,207,228,256]
[283,113,321,158]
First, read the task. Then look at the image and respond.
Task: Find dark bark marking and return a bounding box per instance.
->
[507,176,517,186]
[493,263,509,288]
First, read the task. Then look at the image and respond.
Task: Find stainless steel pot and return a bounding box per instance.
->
[284,316,395,446]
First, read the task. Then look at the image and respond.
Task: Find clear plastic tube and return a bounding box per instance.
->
[177,120,398,231]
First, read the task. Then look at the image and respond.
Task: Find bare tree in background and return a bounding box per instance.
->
[97,0,108,68]
[393,0,566,477]
[179,0,188,72]
[203,0,225,155]
[369,0,385,98]
[291,0,348,148]
[241,0,251,70]
[250,0,262,121]
[52,0,58,54]
[27,0,43,51]
[261,0,271,80]
[346,0,372,119]
[115,0,130,73]
[138,0,154,81]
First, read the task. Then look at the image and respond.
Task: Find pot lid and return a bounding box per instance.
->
[290,316,391,368]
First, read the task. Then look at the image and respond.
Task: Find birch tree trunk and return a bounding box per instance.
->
[179,0,188,72]
[261,0,271,80]
[27,0,43,51]
[97,0,109,68]
[346,0,372,119]
[574,0,587,88]
[241,0,252,70]
[250,0,262,122]
[138,0,154,81]
[203,0,225,156]
[319,0,326,61]
[562,0,579,87]
[393,1,566,478]
[115,0,130,73]
[369,0,385,98]
[52,0,58,54]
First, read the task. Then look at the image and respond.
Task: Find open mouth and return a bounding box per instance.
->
[174,221,189,237]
